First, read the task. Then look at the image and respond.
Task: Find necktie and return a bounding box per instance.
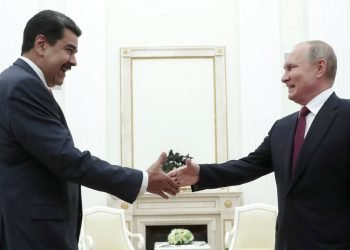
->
[292,106,310,173]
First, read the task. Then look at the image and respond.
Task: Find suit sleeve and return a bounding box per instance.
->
[7,81,143,203]
[193,129,275,191]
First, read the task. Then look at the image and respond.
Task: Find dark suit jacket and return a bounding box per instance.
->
[194,93,350,250]
[0,59,143,250]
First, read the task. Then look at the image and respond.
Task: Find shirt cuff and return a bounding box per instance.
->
[137,171,148,197]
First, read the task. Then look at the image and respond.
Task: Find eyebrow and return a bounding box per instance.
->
[65,44,78,53]
[284,62,296,69]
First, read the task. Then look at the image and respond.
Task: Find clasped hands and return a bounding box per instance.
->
[146,152,200,199]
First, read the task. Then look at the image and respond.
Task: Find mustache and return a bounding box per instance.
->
[62,63,72,70]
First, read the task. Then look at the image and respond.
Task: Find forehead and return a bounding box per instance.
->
[285,44,310,65]
[58,28,78,48]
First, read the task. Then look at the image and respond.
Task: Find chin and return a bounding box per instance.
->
[287,90,298,101]
[53,81,64,87]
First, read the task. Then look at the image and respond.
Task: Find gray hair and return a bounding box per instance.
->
[305,40,337,83]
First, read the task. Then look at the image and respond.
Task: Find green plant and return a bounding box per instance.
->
[162,150,192,173]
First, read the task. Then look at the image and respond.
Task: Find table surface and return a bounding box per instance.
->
[154,241,211,250]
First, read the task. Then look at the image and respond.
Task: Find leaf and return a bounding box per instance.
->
[161,150,192,173]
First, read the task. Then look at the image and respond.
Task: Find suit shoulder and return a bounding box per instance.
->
[339,98,350,106]
[1,64,42,91]
[1,65,48,100]
[275,111,298,125]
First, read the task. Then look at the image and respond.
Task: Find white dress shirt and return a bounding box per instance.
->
[303,88,334,137]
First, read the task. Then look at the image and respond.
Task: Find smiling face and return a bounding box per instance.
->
[281,43,322,105]
[39,28,78,87]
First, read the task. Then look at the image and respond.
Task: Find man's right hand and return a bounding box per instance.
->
[146,152,180,199]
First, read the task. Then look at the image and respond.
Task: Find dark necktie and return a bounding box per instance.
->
[292,106,310,173]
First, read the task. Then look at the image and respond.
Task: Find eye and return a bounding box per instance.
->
[66,48,73,54]
[65,46,77,55]
[285,64,297,71]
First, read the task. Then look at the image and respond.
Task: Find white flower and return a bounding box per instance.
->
[167,228,194,245]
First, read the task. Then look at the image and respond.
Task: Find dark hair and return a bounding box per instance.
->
[21,10,82,55]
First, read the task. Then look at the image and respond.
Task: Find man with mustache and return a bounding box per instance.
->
[0,10,179,250]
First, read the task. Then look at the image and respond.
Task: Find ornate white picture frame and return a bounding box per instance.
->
[120,47,228,168]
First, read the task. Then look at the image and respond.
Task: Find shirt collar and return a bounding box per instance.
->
[305,88,334,115]
[20,56,51,90]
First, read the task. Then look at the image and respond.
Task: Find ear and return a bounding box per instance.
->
[315,59,327,78]
[34,35,47,56]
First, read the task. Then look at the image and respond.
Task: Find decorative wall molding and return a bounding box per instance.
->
[120,46,228,168]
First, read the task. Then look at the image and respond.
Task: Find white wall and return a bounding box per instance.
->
[1,0,350,208]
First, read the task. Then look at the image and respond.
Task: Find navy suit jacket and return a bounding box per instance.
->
[0,59,143,250]
[194,93,350,250]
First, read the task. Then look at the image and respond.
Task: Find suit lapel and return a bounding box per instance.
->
[288,93,340,193]
[14,58,69,129]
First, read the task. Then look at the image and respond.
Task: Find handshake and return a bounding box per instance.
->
[146,150,200,199]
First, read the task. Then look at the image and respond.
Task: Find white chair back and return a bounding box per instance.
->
[80,206,144,250]
[227,203,277,250]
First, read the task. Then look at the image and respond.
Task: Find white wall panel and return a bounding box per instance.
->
[0,0,39,71]
[307,0,350,97]
[238,0,281,205]
[133,58,215,168]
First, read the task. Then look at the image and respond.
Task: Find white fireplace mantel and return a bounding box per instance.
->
[108,190,242,250]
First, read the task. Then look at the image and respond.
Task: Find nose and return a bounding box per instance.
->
[69,54,77,66]
[281,71,289,83]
